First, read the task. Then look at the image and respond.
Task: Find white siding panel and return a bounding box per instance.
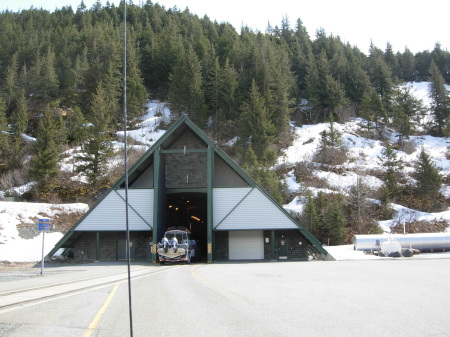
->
[229,230,264,260]
[213,187,252,227]
[214,187,298,230]
[75,189,153,231]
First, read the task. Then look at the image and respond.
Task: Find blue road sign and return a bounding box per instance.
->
[38,218,50,231]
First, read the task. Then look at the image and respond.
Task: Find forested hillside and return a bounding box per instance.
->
[0,1,449,216]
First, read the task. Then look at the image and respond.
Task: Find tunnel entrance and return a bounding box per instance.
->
[165,192,207,261]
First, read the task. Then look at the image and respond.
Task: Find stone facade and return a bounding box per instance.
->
[73,231,151,261]
[268,230,309,260]
[165,152,207,188]
[214,231,228,260]
[165,129,208,189]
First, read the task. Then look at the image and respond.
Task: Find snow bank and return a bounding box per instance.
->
[116,100,169,146]
[0,202,88,262]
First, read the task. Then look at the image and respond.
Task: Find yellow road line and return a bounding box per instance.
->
[190,265,209,284]
[83,283,119,337]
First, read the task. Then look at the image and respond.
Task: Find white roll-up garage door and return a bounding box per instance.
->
[229,230,264,260]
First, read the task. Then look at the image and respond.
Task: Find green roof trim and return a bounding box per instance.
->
[49,115,328,258]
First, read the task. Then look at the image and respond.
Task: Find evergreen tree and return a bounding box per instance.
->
[218,58,238,120]
[205,56,221,123]
[39,48,60,104]
[53,111,68,147]
[315,115,346,165]
[306,50,348,121]
[0,95,9,163]
[378,143,404,202]
[29,48,60,108]
[384,42,400,79]
[342,45,371,103]
[304,48,320,122]
[312,191,327,242]
[319,115,343,149]
[347,175,371,233]
[412,148,442,211]
[302,195,320,234]
[268,45,294,138]
[358,88,387,132]
[326,200,346,245]
[9,91,29,169]
[168,43,206,121]
[76,84,115,188]
[398,47,416,82]
[29,106,62,195]
[67,106,89,145]
[124,36,147,127]
[368,44,394,107]
[3,53,20,114]
[101,60,122,126]
[305,192,346,245]
[390,86,426,140]
[238,80,276,164]
[289,19,312,93]
[428,61,450,135]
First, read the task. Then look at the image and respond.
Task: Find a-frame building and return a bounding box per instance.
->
[49,116,328,262]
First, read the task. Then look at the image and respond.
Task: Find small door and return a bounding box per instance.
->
[279,236,288,259]
[117,240,136,260]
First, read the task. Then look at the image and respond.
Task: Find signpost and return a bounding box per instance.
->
[38,219,50,275]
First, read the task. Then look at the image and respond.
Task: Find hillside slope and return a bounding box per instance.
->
[1,82,450,262]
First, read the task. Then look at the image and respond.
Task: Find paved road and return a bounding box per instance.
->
[1,258,450,336]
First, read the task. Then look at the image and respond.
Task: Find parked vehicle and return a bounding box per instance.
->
[157,227,197,264]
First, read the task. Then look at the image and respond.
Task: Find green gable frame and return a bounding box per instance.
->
[49,115,328,260]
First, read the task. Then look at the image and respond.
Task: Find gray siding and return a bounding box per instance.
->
[131,164,154,188]
[75,189,153,231]
[213,153,247,187]
[213,187,299,230]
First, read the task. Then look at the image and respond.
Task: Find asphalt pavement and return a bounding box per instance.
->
[1,258,450,336]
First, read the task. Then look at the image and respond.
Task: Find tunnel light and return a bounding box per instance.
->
[191,216,201,222]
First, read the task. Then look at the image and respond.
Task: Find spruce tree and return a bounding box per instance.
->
[76,84,115,188]
[413,148,442,211]
[378,143,404,202]
[168,43,205,120]
[218,58,238,120]
[205,56,221,124]
[428,61,450,135]
[359,88,387,132]
[268,45,294,138]
[29,107,61,195]
[315,115,346,165]
[0,95,9,163]
[347,175,371,233]
[67,106,89,145]
[391,86,426,140]
[123,36,147,127]
[326,201,346,245]
[9,91,29,169]
[39,48,60,105]
[302,195,320,234]
[3,53,19,114]
[384,42,400,79]
[238,80,276,164]
[398,47,416,82]
[342,45,371,103]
